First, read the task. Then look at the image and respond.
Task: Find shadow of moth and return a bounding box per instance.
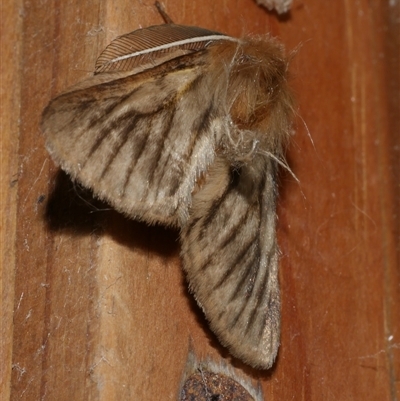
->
[41,21,294,369]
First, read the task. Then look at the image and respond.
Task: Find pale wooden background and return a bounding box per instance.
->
[1,0,399,400]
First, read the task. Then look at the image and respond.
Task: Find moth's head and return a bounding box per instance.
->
[212,37,294,156]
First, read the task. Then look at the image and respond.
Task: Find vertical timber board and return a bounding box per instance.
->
[1,0,23,400]
[278,1,399,400]
[10,3,108,400]
[3,0,399,400]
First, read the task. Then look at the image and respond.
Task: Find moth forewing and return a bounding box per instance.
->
[41,24,294,369]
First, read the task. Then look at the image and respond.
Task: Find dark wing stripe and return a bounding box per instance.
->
[199,170,242,235]
[121,123,153,197]
[245,292,268,337]
[144,103,177,187]
[67,98,119,144]
[244,259,270,335]
[193,100,215,134]
[217,206,250,250]
[128,114,161,162]
[210,205,253,287]
[229,209,264,301]
[83,104,134,164]
[85,111,127,161]
[226,247,263,332]
[195,187,230,242]
[228,242,260,301]
[150,76,214,191]
[198,230,257,310]
[198,203,250,272]
[246,239,276,335]
[226,235,259,302]
[258,295,279,339]
[244,176,276,335]
[85,92,134,131]
[213,239,257,293]
[70,99,97,129]
[121,107,175,200]
[99,116,139,179]
[184,170,233,238]
[157,100,215,197]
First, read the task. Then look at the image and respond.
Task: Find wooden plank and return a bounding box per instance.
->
[277,2,400,399]
[2,0,398,399]
[1,0,22,399]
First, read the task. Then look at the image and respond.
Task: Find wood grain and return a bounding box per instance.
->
[2,0,399,400]
[1,0,22,399]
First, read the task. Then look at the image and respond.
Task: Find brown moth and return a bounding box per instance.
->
[41,20,294,369]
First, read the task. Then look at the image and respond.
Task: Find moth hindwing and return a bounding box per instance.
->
[42,23,294,369]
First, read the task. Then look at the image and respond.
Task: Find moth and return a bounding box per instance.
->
[41,17,294,369]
